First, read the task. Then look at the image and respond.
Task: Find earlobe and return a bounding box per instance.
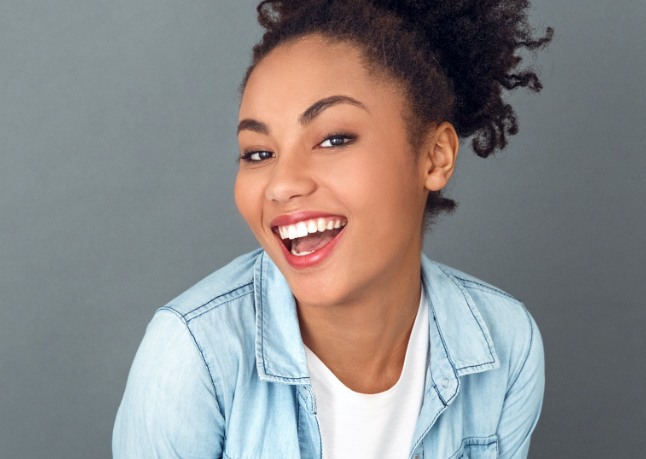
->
[423,122,459,191]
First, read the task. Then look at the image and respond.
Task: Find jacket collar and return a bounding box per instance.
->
[420,255,499,404]
[254,251,499,389]
[254,251,310,384]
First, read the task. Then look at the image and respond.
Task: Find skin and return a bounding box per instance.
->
[235,35,458,393]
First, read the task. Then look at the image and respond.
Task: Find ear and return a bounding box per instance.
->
[421,122,459,191]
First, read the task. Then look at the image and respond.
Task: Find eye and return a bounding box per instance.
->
[239,150,274,163]
[318,133,356,148]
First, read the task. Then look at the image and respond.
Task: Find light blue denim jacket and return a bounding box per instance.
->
[113,249,544,458]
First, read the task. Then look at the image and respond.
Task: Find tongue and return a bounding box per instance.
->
[292,228,341,254]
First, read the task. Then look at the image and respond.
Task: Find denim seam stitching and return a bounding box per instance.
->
[259,256,270,379]
[176,284,254,323]
[506,305,534,392]
[158,308,226,419]
[258,255,277,380]
[461,435,498,445]
[448,436,498,459]
[410,390,450,453]
[421,277,460,406]
[452,276,521,303]
[440,267,497,364]
[456,360,496,371]
[257,254,308,382]
[463,285,519,304]
[464,284,521,303]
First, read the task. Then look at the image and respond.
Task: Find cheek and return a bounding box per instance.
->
[329,150,422,217]
[234,173,261,230]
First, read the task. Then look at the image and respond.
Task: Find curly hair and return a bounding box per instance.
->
[243,0,553,221]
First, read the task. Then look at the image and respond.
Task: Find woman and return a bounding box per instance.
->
[114,1,551,457]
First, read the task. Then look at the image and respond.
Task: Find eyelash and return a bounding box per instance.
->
[238,132,357,163]
[238,150,273,163]
[318,132,356,148]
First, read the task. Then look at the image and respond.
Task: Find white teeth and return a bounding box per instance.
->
[288,225,298,240]
[317,218,326,232]
[296,222,308,238]
[277,217,347,240]
[291,247,314,257]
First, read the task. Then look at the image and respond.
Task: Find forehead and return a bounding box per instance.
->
[240,35,404,120]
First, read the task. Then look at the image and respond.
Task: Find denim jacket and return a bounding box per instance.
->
[113,249,544,459]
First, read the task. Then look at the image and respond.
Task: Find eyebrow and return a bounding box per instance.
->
[237,119,269,135]
[237,95,368,135]
[299,95,368,125]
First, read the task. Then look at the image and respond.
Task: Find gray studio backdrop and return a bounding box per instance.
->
[1,1,644,458]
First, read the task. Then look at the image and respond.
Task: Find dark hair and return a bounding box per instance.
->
[243,0,552,222]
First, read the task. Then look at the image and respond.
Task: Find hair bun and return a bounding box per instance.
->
[385,0,553,156]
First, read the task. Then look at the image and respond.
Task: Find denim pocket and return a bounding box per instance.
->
[449,434,498,458]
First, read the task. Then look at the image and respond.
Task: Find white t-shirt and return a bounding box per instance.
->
[305,293,429,459]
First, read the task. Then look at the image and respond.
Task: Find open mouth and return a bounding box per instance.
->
[274,217,347,257]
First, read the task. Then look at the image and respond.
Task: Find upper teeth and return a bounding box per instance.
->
[277,218,347,240]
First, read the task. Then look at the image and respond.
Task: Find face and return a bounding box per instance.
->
[235,35,434,308]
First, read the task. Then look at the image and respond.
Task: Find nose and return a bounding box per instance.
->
[264,152,316,203]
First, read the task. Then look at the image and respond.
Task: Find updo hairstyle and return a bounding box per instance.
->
[243,0,553,221]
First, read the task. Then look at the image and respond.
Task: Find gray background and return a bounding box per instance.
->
[1,0,644,457]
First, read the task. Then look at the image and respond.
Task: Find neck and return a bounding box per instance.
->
[297,257,422,394]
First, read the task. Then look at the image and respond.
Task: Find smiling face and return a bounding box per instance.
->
[235,35,447,308]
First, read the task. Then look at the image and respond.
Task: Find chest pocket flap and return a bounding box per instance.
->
[449,435,498,459]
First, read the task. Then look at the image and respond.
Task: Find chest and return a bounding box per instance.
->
[220,381,501,459]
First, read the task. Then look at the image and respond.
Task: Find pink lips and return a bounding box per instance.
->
[270,211,347,269]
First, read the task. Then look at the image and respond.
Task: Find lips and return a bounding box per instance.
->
[270,213,347,268]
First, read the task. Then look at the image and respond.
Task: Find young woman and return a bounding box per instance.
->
[114,1,552,457]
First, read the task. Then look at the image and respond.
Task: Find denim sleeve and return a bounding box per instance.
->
[113,308,225,458]
[496,311,545,459]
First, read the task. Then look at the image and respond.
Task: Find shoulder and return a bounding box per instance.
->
[145,248,263,388]
[427,259,543,380]
[114,250,265,452]
[124,248,264,382]
[437,262,532,329]
[133,249,265,399]
[435,261,535,332]
[160,248,262,321]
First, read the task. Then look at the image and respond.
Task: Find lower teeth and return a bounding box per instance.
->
[291,247,314,257]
